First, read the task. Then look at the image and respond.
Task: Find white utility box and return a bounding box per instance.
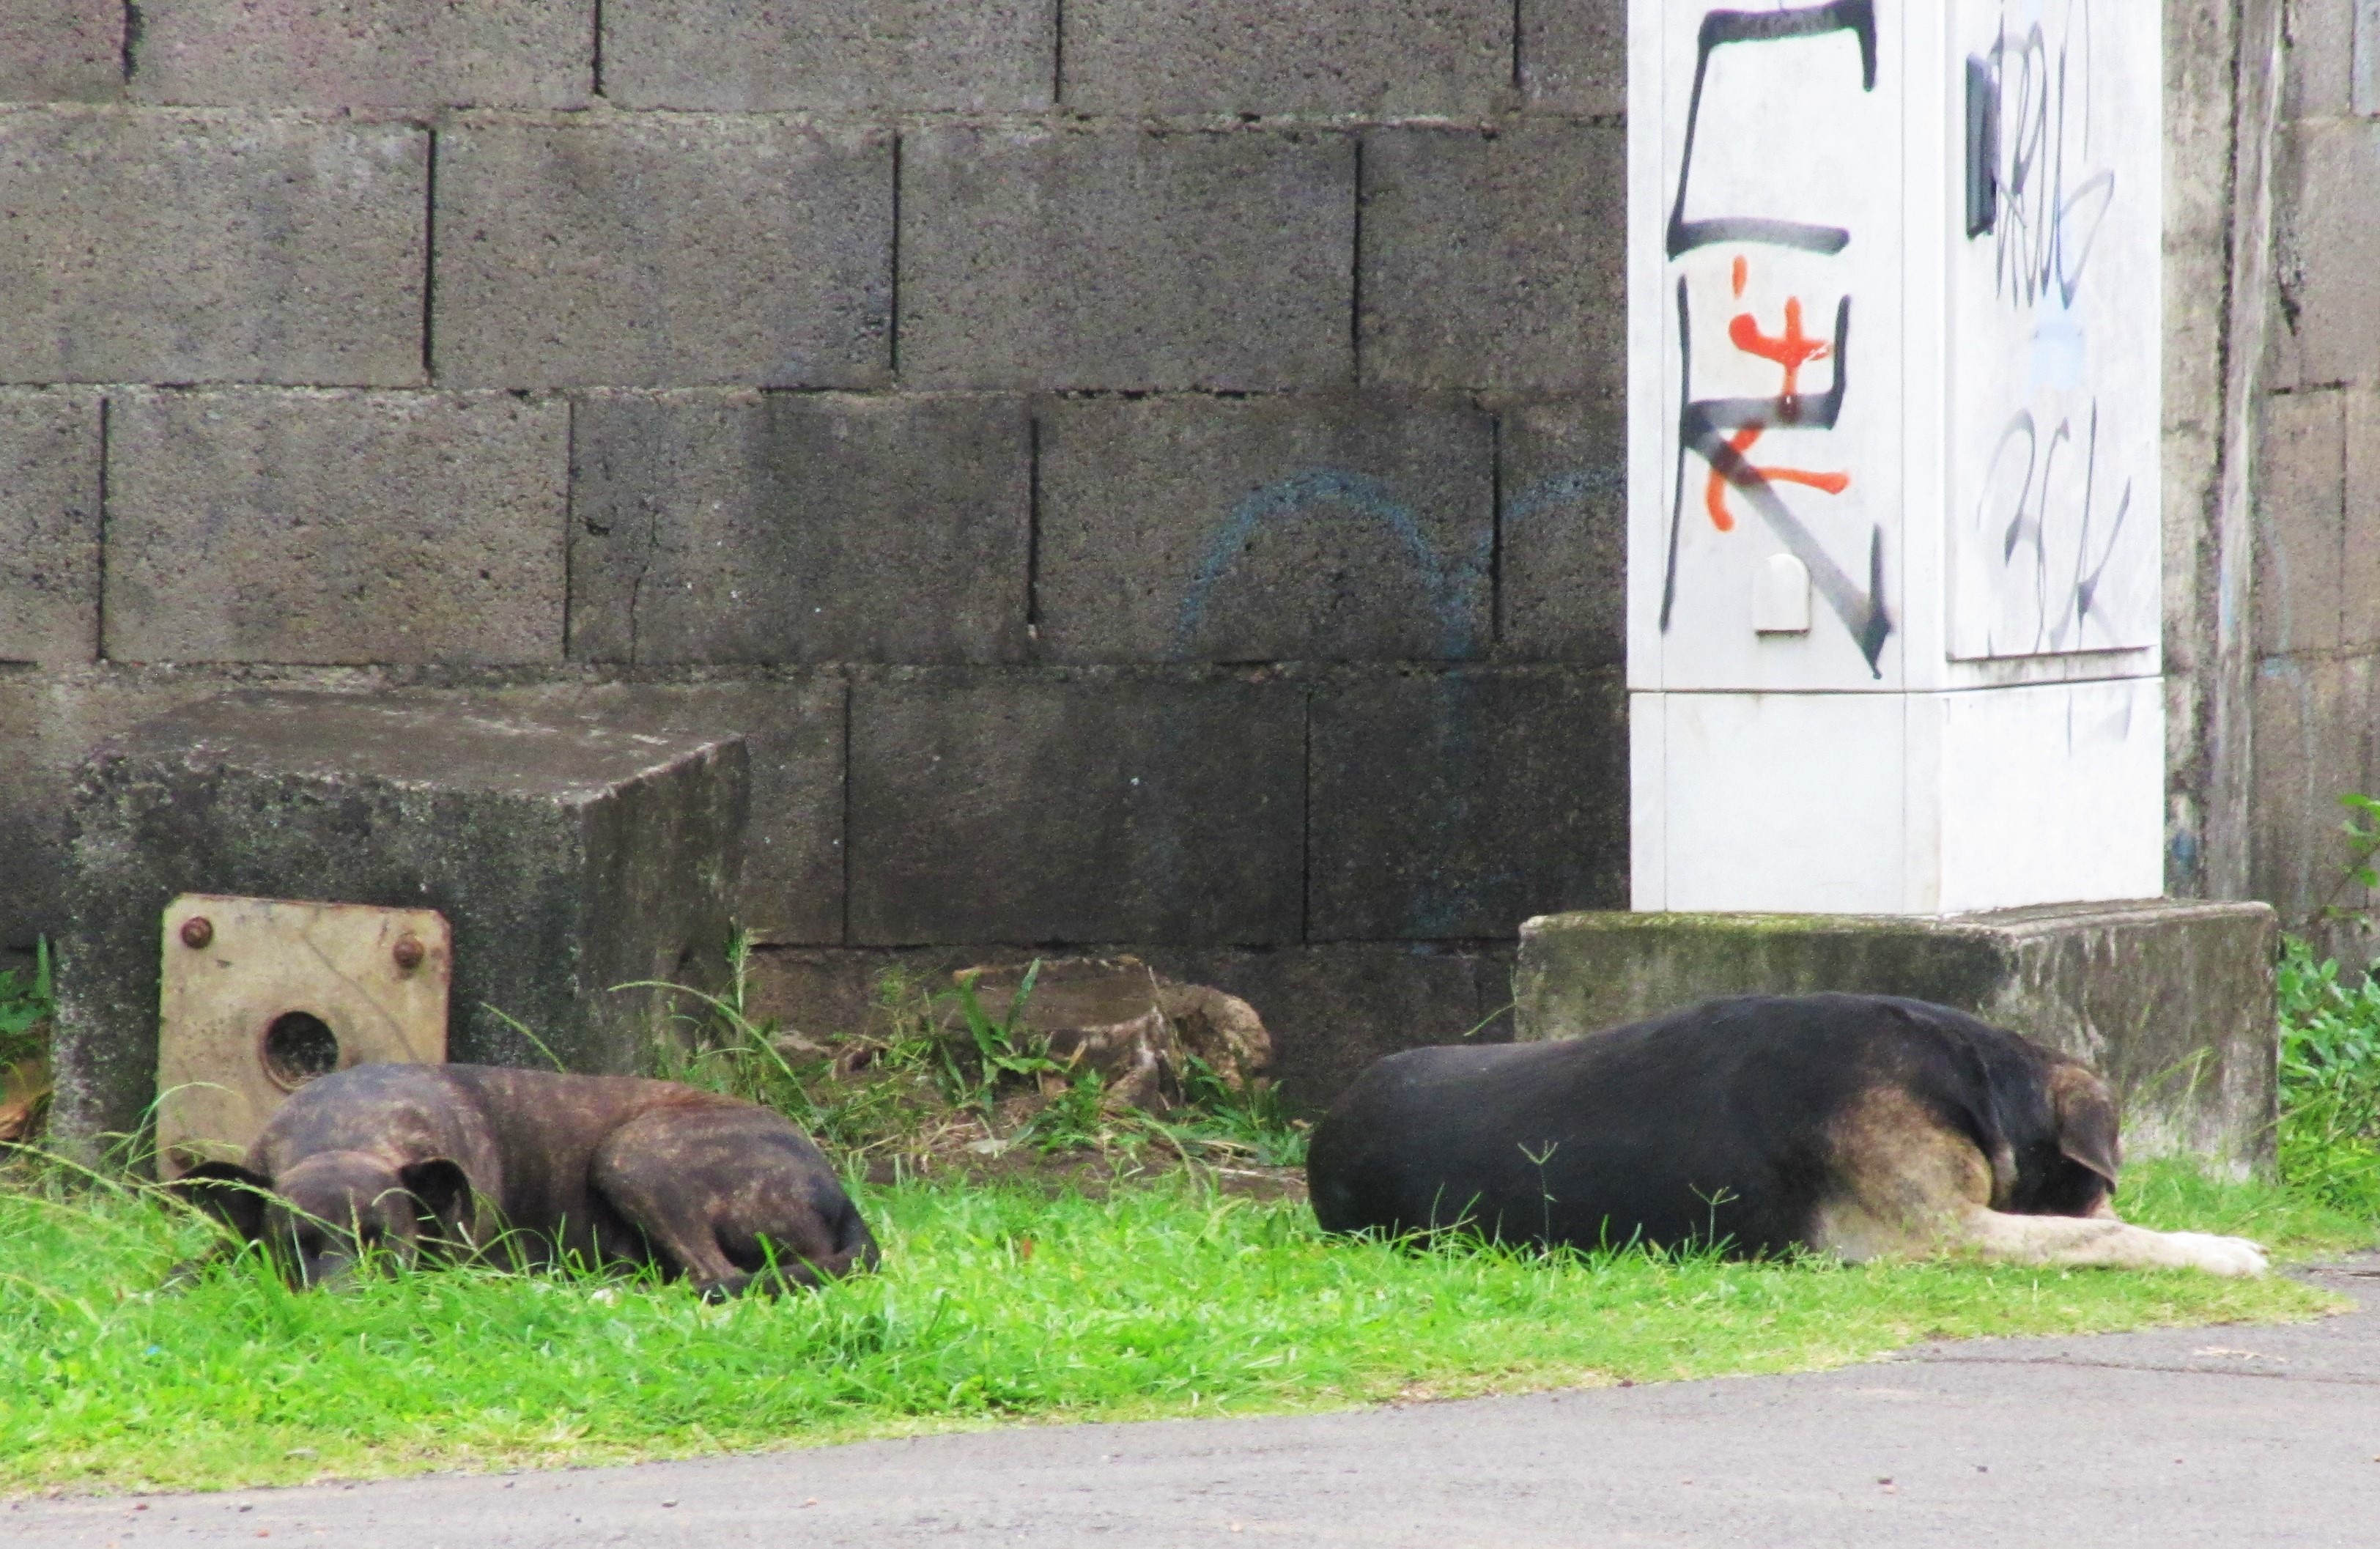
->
[1627,0,2164,914]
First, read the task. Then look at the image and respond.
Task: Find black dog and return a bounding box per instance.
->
[173,1062,878,1295]
[1307,994,2265,1276]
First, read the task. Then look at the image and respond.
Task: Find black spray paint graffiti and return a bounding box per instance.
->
[1660,0,1892,676]
[1965,0,2138,657]
[1973,0,2113,311]
[1975,405,2133,657]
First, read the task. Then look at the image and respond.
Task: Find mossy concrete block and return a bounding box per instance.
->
[1515,901,2279,1167]
[55,690,750,1160]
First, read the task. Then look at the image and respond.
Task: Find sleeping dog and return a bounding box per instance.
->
[172,1062,878,1295]
[1306,993,2266,1276]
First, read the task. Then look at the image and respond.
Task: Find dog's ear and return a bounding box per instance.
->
[2047,1062,2121,1191]
[168,1161,273,1242]
[398,1158,473,1239]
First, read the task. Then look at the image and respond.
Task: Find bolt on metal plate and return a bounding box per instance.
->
[155,894,451,1179]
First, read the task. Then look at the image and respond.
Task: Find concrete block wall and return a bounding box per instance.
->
[2247,2,2380,956]
[0,1,1627,1106]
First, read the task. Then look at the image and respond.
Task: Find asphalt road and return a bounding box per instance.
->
[16,1257,2380,1548]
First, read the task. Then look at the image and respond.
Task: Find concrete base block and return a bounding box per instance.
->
[56,690,749,1159]
[1515,901,2278,1168]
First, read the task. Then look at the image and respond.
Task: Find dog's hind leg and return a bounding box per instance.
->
[590,1111,862,1298]
[1810,1087,2267,1278]
[586,1114,755,1296]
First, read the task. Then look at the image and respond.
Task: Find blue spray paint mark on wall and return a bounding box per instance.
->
[1501,466,1626,527]
[1172,468,1488,659]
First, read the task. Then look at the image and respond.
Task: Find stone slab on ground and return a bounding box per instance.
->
[1514,901,2279,1166]
[11,1257,2376,1546]
[55,690,748,1158]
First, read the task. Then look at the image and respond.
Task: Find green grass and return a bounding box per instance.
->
[0,1158,2355,1497]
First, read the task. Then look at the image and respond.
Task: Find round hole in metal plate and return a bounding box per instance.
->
[260,1011,341,1092]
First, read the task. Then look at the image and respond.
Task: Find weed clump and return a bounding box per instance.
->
[2276,937,2380,1215]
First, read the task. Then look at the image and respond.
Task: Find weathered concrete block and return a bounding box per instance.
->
[1309,668,1627,941]
[0,665,331,950]
[747,941,1510,1114]
[1359,124,1624,393]
[2252,388,2345,657]
[569,391,1030,665]
[0,110,426,385]
[2345,391,2380,651]
[0,0,121,100]
[105,390,567,665]
[848,673,1304,945]
[1060,0,1509,117]
[899,127,1353,391]
[130,0,590,108]
[2280,0,2354,120]
[2249,654,2376,923]
[1036,393,1490,663]
[2269,121,2380,393]
[1496,397,1625,663]
[1515,902,2282,1166]
[435,119,892,389]
[56,689,750,1155]
[1518,0,1622,114]
[0,389,101,663]
[604,0,1052,111]
[476,675,847,946]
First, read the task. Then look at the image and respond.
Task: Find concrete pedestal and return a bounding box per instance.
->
[55,690,750,1158]
[1515,900,2277,1167]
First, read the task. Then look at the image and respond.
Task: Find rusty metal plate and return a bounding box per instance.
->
[155,894,451,1178]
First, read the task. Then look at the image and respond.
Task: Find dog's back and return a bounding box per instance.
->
[1307,993,2090,1257]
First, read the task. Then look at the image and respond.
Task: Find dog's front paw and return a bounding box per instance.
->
[2167,1231,2269,1279]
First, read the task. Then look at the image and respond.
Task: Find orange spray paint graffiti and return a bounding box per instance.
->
[1703,257,1852,532]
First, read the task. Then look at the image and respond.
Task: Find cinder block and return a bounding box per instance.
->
[1518,0,1622,114]
[479,676,848,946]
[1515,901,2283,1165]
[569,392,1030,665]
[848,673,1304,945]
[1060,0,1508,117]
[56,689,749,1155]
[1359,123,1625,393]
[2250,654,2376,922]
[1155,944,1510,1113]
[899,127,1353,391]
[2269,120,2380,392]
[0,0,121,100]
[435,119,892,389]
[0,389,101,663]
[1308,668,1627,940]
[130,0,589,108]
[604,0,1052,111]
[1496,397,1624,662]
[1036,393,1490,663]
[2281,0,2353,121]
[2252,388,2345,657]
[2346,391,2380,651]
[0,111,426,385]
[105,390,567,665]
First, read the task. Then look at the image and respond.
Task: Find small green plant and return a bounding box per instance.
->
[2274,936,2380,1215]
[1162,1054,1309,1168]
[934,961,1060,1121]
[2327,792,2380,920]
[0,939,53,1068]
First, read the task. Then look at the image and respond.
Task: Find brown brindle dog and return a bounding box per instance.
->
[172,1062,878,1295]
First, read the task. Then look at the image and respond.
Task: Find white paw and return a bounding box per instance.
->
[2165,1231,2269,1279]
